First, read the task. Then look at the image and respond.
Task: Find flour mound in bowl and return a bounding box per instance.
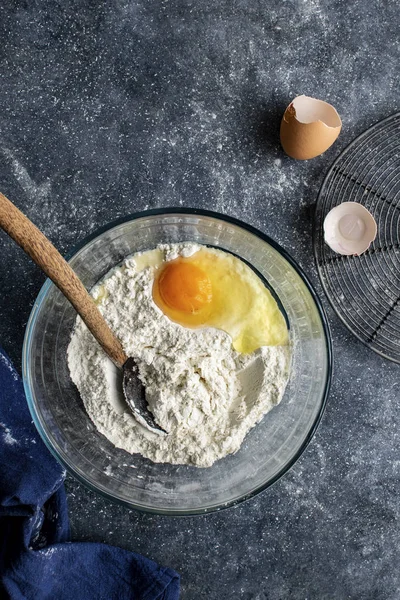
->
[67,243,290,468]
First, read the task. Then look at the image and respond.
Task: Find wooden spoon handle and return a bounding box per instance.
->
[0,192,127,368]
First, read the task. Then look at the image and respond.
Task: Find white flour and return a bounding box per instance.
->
[67,243,290,468]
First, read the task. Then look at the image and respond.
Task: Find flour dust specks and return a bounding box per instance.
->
[0,352,19,381]
[2,147,51,202]
[0,423,18,446]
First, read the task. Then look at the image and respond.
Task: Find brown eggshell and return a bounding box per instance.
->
[280,95,342,160]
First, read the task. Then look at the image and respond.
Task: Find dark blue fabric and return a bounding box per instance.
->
[0,349,180,600]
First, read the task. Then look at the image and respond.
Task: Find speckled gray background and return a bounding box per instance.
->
[0,1,399,598]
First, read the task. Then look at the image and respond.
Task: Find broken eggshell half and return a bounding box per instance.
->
[323,202,377,256]
[280,95,342,160]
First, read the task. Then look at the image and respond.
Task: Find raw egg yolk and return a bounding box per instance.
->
[156,261,212,314]
[152,248,289,352]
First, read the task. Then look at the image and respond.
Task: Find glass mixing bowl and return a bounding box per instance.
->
[23,209,331,515]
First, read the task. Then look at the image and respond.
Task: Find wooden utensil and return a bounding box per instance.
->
[0,192,166,434]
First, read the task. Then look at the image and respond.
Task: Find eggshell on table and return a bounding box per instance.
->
[323,202,377,256]
[280,95,342,160]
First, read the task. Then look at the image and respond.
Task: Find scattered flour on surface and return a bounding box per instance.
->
[0,352,19,381]
[67,243,290,468]
[0,423,18,446]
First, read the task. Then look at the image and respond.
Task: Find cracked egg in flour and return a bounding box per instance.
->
[152,246,288,354]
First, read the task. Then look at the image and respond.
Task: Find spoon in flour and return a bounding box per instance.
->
[0,192,167,435]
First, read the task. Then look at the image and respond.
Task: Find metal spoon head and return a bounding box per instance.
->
[122,357,167,435]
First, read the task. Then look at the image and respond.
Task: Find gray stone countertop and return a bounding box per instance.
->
[0,1,399,598]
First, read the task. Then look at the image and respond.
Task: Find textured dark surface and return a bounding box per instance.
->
[0,1,399,598]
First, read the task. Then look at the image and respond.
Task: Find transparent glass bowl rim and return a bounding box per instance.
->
[22,207,333,514]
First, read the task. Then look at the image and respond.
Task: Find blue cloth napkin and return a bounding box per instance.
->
[0,348,180,600]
